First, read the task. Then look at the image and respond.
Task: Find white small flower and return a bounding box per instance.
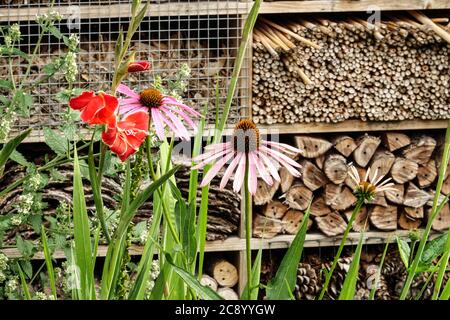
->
[10,216,22,226]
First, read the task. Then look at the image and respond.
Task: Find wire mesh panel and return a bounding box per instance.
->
[0,0,252,141]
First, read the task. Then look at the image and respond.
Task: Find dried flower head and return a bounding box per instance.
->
[347,163,395,202]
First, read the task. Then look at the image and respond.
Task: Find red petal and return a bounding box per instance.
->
[69,91,95,110]
[80,95,104,124]
[99,92,119,113]
[101,124,118,147]
[127,61,151,73]
[121,111,149,131]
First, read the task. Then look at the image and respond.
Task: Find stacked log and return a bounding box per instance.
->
[0,156,240,244]
[252,13,450,125]
[201,258,239,300]
[253,131,450,238]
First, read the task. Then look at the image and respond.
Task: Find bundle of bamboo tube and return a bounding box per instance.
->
[252,12,450,125]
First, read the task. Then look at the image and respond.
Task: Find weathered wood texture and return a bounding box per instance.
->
[253,131,449,239]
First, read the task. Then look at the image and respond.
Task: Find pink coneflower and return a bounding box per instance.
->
[193,119,302,194]
[116,84,200,141]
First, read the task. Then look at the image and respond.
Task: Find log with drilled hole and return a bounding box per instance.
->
[252,131,449,239]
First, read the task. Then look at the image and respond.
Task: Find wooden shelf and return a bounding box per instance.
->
[258,119,448,134]
[0,1,251,22]
[3,230,442,260]
[260,0,450,14]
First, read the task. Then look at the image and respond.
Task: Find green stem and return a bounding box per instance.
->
[400,118,450,300]
[318,198,364,300]
[244,154,252,299]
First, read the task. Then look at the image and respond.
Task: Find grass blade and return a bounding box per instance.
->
[266,206,311,300]
[17,262,32,300]
[0,128,32,176]
[41,225,57,298]
[241,245,263,300]
[88,139,111,243]
[369,241,389,300]
[72,148,95,300]
[338,232,364,300]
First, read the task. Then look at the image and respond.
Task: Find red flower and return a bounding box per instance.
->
[102,111,149,161]
[69,91,118,125]
[127,61,151,73]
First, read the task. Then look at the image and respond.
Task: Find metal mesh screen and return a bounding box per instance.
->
[1,1,251,141]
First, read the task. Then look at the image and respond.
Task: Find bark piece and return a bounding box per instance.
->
[263,200,289,219]
[210,260,239,288]
[370,205,398,231]
[316,211,347,236]
[403,183,430,208]
[402,136,437,165]
[282,209,312,234]
[284,184,313,211]
[325,183,342,206]
[384,184,404,205]
[301,160,328,191]
[369,150,395,177]
[417,160,437,188]
[253,214,282,239]
[310,195,332,217]
[254,179,280,206]
[428,203,450,231]
[279,167,295,193]
[295,136,333,158]
[330,187,357,211]
[217,287,239,300]
[398,212,422,230]
[333,135,357,157]
[324,154,348,184]
[404,206,424,220]
[390,158,419,184]
[353,135,381,167]
[383,132,411,152]
[344,207,369,232]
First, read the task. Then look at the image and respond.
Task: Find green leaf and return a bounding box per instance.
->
[17,262,32,300]
[15,235,34,258]
[0,79,13,89]
[72,148,95,299]
[41,225,57,298]
[242,245,263,300]
[28,214,42,234]
[397,237,411,269]
[88,139,110,243]
[339,232,364,300]
[47,25,63,39]
[43,127,68,156]
[0,128,31,170]
[20,260,33,279]
[9,150,32,167]
[266,207,311,300]
[169,181,196,265]
[164,253,223,300]
[15,91,33,115]
[418,234,448,272]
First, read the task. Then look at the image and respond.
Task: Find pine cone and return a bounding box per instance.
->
[325,257,353,300]
[295,262,321,300]
[364,264,391,300]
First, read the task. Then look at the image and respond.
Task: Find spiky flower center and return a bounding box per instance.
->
[232,119,260,154]
[140,88,163,108]
[355,181,377,202]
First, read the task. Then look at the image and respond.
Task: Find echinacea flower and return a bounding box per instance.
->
[116,84,200,141]
[193,119,302,194]
[128,61,151,73]
[347,163,395,202]
[69,91,118,125]
[102,111,149,161]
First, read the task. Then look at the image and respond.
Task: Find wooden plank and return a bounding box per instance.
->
[258,120,448,135]
[2,230,443,260]
[0,2,250,22]
[260,0,450,14]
